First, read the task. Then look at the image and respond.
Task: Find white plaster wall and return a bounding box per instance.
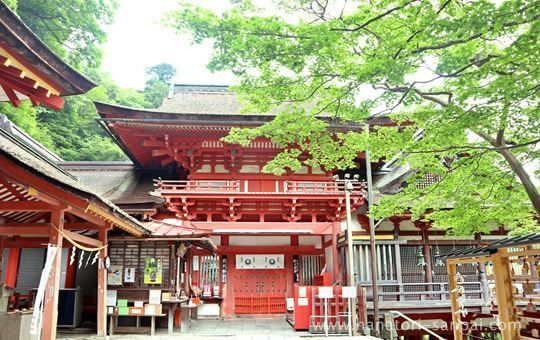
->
[299,236,322,249]
[229,236,291,246]
[340,212,363,232]
[324,246,334,280]
[210,236,221,246]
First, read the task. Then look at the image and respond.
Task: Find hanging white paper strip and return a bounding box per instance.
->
[30,244,58,339]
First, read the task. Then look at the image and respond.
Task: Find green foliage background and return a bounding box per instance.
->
[2,0,175,161]
[168,0,539,235]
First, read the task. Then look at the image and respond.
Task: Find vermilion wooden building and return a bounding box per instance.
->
[83,85,511,334]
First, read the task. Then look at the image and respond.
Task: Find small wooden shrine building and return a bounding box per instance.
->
[442,234,540,340]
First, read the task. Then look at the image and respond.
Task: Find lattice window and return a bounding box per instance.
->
[400,246,425,300]
[199,255,219,289]
[299,255,323,285]
[431,244,482,299]
[353,244,397,283]
[416,172,443,189]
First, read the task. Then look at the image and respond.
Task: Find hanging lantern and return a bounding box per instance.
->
[521,258,530,276]
[434,248,445,267]
[486,262,494,277]
[417,247,427,267]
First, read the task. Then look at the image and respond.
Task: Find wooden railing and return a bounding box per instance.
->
[154,179,366,195]
[155,180,240,192]
[361,281,485,302]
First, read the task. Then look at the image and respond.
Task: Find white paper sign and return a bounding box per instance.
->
[149,290,161,304]
[124,267,136,283]
[342,286,357,298]
[318,286,334,299]
[107,290,117,306]
[298,297,309,306]
[299,286,307,298]
[134,301,144,308]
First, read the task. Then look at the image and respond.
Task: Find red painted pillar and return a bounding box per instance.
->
[4,247,20,288]
[97,227,108,337]
[64,247,76,288]
[42,210,64,340]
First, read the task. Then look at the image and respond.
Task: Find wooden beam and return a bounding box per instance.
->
[502,248,540,258]
[492,250,519,339]
[447,262,463,340]
[0,226,49,236]
[447,255,492,265]
[0,222,101,230]
[42,210,64,340]
[62,229,102,247]
[0,201,61,212]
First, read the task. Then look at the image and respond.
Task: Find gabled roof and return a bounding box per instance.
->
[439,233,540,260]
[0,1,95,109]
[0,115,149,236]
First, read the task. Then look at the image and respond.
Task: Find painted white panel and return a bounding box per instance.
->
[239,165,259,173]
[210,236,221,246]
[229,236,290,247]
[196,164,212,173]
[235,254,284,269]
[198,303,220,318]
[340,212,363,232]
[377,220,394,231]
[324,246,333,281]
[399,220,417,231]
[299,236,322,249]
[429,235,475,241]
[214,164,229,173]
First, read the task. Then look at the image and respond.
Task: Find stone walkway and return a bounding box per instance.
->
[57,317,381,339]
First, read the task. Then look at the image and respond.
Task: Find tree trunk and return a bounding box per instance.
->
[476,131,540,214]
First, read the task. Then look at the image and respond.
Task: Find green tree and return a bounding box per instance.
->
[4,3,176,161]
[168,0,539,234]
[144,63,176,108]
[15,0,118,69]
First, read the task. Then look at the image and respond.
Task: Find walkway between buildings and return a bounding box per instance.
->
[57,317,382,339]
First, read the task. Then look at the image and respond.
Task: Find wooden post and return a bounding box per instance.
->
[492,250,519,340]
[42,210,64,340]
[447,261,463,340]
[0,237,4,284]
[97,227,108,336]
[331,220,340,282]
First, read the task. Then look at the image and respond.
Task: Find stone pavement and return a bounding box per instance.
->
[57,317,382,339]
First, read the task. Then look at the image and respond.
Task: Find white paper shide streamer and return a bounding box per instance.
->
[30,245,58,339]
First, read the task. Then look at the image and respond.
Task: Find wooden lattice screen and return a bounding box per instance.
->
[299,255,323,285]
[353,244,398,283]
[199,255,219,288]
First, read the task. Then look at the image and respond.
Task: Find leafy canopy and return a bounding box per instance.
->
[168,0,539,234]
[4,1,176,161]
